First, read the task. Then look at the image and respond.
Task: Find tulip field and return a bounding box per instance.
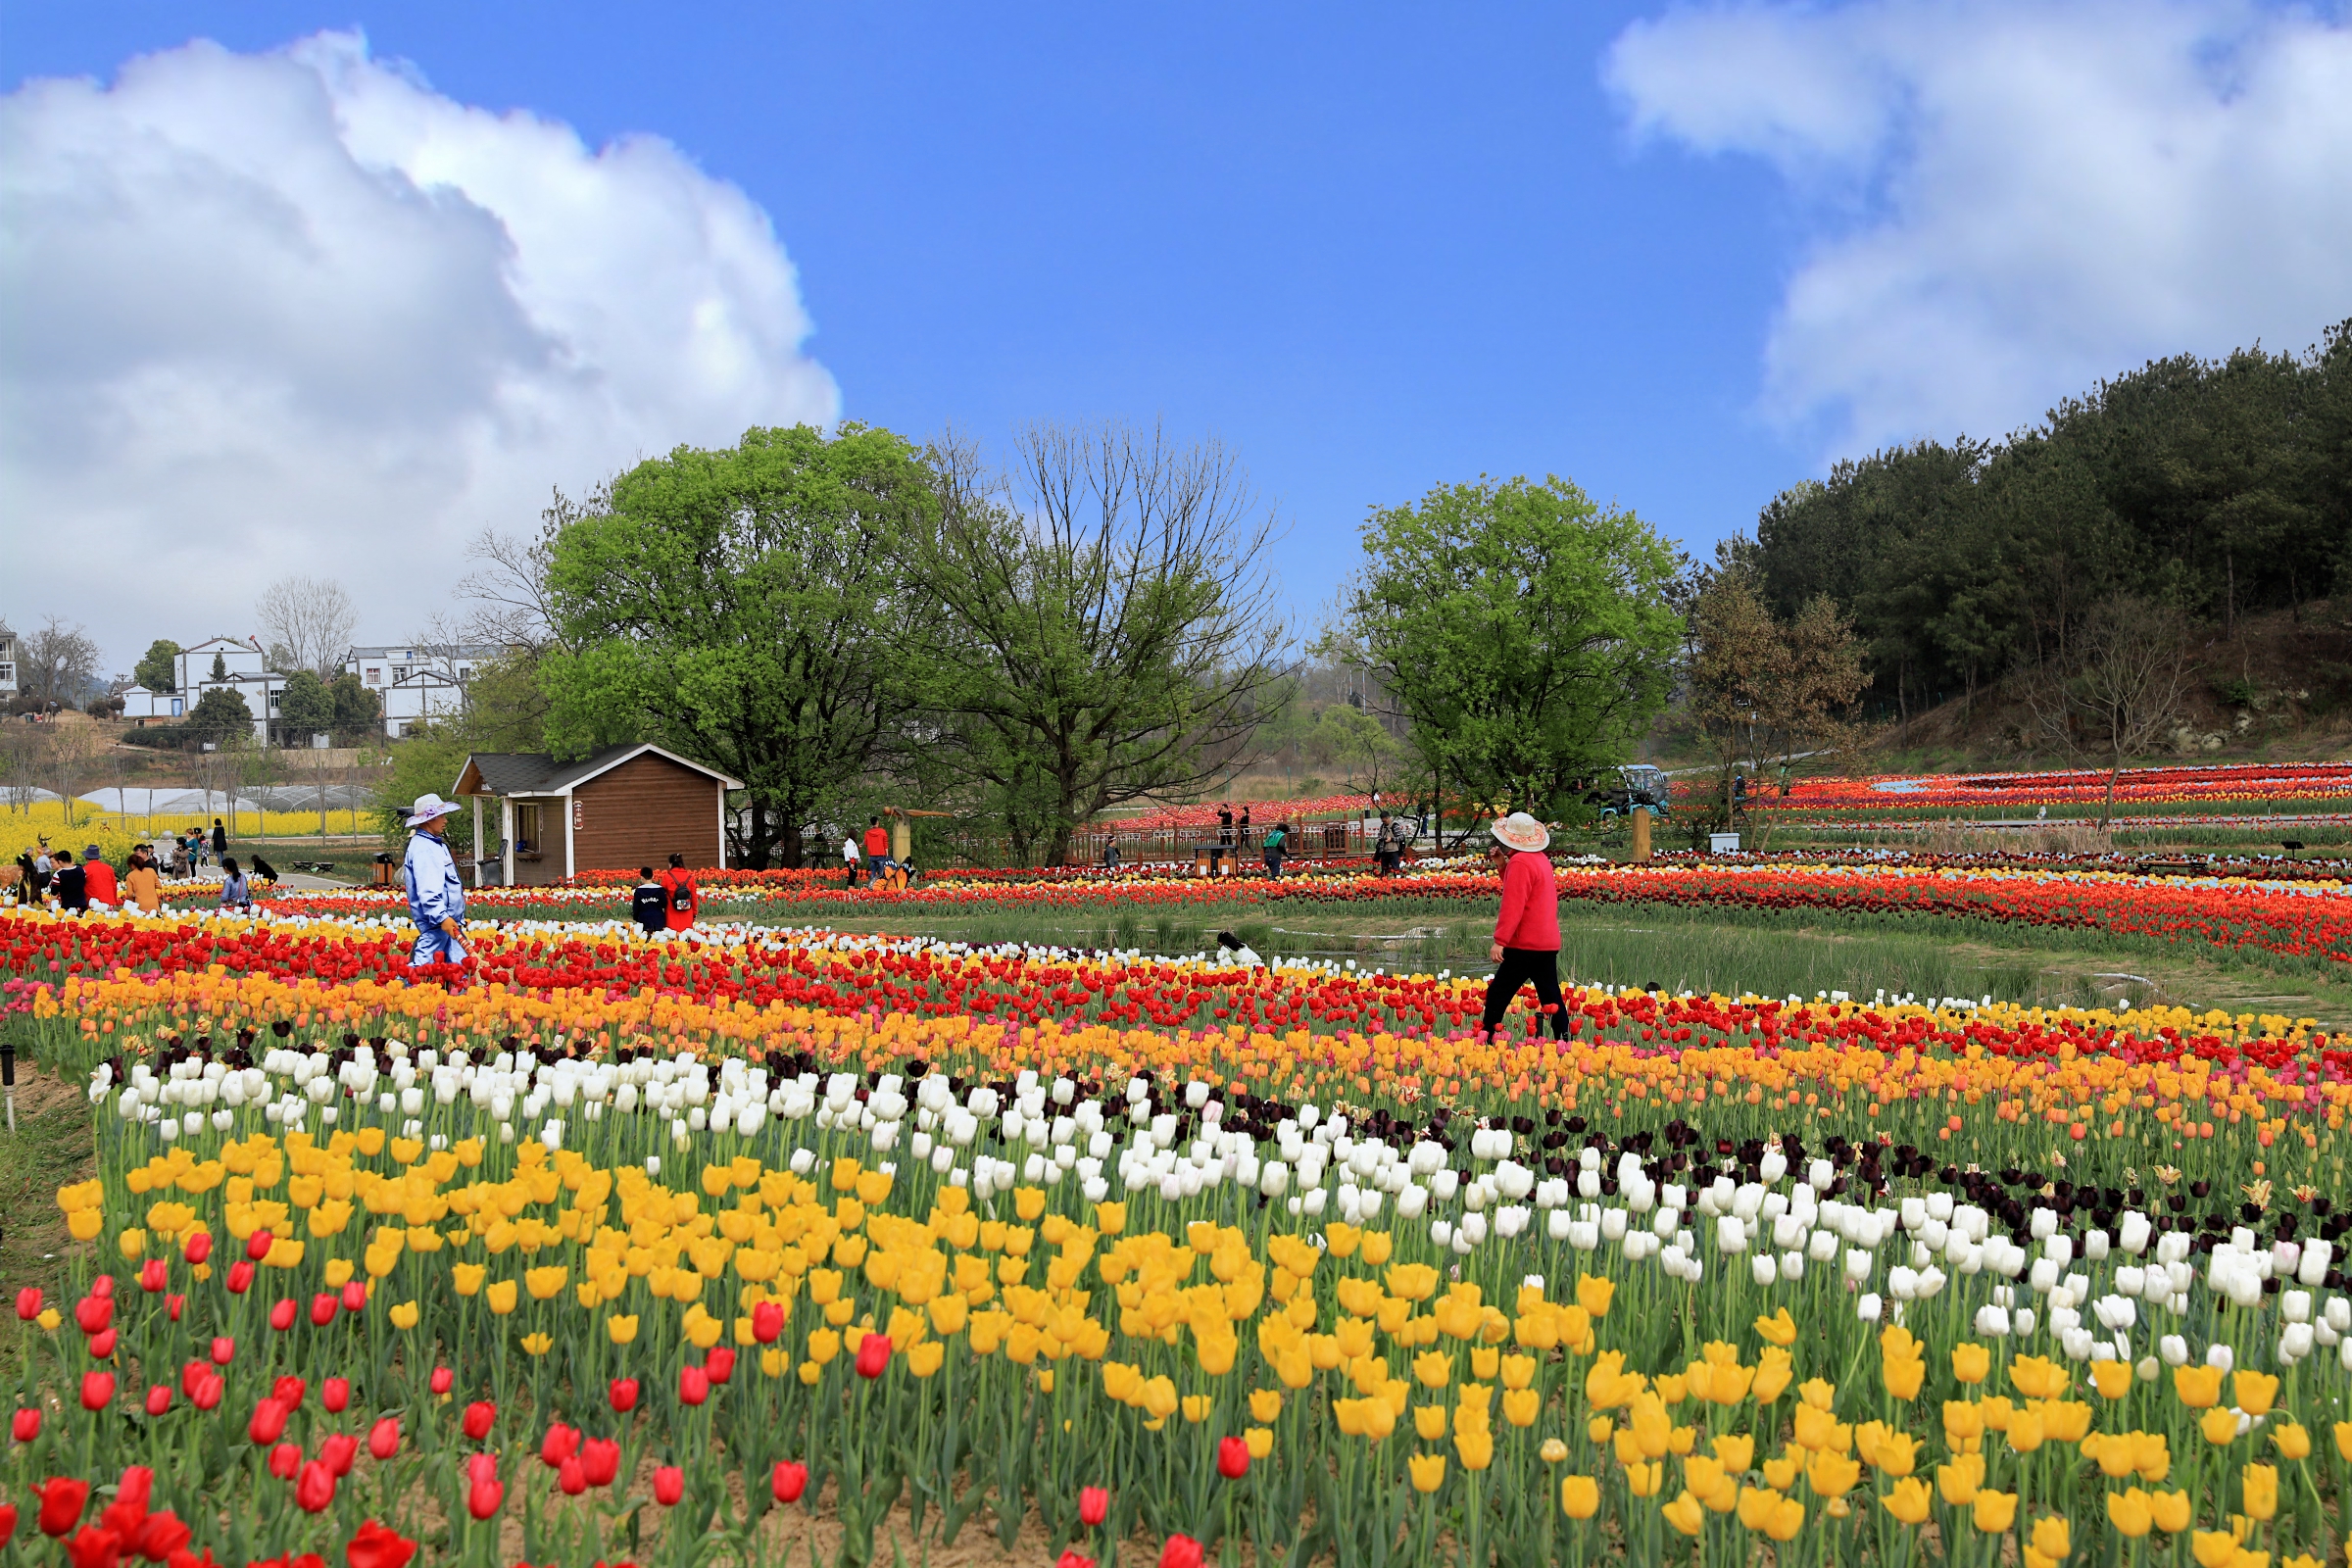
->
[5,863,2352,1567]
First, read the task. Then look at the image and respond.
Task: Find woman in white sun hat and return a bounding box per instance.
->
[1480,810,1568,1042]
[402,793,468,969]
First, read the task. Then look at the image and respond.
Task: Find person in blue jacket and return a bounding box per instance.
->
[402,793,466,967]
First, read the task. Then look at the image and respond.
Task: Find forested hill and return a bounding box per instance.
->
[1740,320,2352,722]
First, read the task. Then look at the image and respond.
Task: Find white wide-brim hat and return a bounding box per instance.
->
[1491,811,1550,853]
[408,793,458,824]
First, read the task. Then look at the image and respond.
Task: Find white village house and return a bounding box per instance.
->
[0,622,18,698]
[118,636,285,740]
[345,644,505,738]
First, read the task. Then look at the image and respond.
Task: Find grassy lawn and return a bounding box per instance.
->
[739,896,2352,1029]
[0,1046,95,1361]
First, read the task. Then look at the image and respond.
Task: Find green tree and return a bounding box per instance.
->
[1343,475,1684,820]
[541,424,937,869]
[279,669,334,737]
[187,686,252,744]
[912,423,1288,865]
[1309,702,1401,791]
[134,639,181,693]
[374,730,473,853]
[209,653,228,683]
[329,673,381,738]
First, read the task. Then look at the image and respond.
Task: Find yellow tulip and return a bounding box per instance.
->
[2240,1463,2277,1523]
[2231,1371,2278,1419]
[453,1262,486,1298]
[1882,1354,1925,1402]
[2030,1515,2069,1561]
[2089,1359,2132,1400]
[1408,1454,1446,1494]
[1501,1388,1540,1429]
[1712,1434,1754,1474]
[519,1332,553,1356]
[1972,1490,2019,1533]
[389,1300,420,1330]
[1936,1453,1984,1506]
[1576,1274,1613,1318]
[1559,1475,1598,1519]
[1881,1477,1931,1525]
[1414,1404,1446,1440]
[1753,1308,1798,1346]
[1250,1389,1283,1422]
[2202,1407,2244,1446]
[2139,1488,2188,1534]
[2271,1422,2310,1461]
[1454,1427,1494,1471]
[1661,1490,1705,1538]
[607,1314,639,1345]
[1762,1494,1805,1543]
[485,1280,518,1316]
[1245,1426,1273,1459]
[1626,1461,1664,1498]
[906,1341,944,1378]
[2108,1489,2154,1539]
[1951,1344,1991,1385]
[1414,1351,1451,1389]
[2174,1364,2224,1408]
[2336,1422,2352,1462]
[2193,1533,2241,1568]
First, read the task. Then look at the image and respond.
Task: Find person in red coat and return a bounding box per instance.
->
[1481,811,1568,1042]
[656,853,700,932]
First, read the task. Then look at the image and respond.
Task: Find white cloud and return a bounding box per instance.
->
[0,30,838,668]
[1605,0,2352,457]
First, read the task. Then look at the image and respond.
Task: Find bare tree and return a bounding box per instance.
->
[256,576,359,677]
[450,486,591,654]
[913,421,1291,864]
[2021,595,2197,825]
[0,725,48,813]
[19,614,101,707]
[45,717,108,831]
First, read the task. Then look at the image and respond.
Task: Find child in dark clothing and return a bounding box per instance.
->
[630,868,667,936]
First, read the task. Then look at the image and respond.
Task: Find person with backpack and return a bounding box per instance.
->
[1261,820,1288,879]
[630,867,667,937]
[658,853,700,932]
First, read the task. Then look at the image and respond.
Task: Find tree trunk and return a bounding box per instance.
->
[778,816,805,870]
[2101,759,2121,830]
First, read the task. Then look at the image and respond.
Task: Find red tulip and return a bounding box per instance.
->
[179,1360,206,1396]
[341,1279,368,1313]
[752,1301,784,1343]
[429,1366,454,1396]
[13,1286,39,1320]
[1079,1486,1109,1526]
[1057,1553,1098,1568]
[558,1455,588,1496]
[677,1366,709,1406]
[246,1230,274,1262]
[466,1476,505,1521]
[99,1466,151,1537]
[270,1441,303,1479]
[225,1260,255,1296]
[0,1502,12,1549]
[1216,1436,1249,1480]
[80,1370,116,1410]
[89,1275,114,1298]
[14,1407,40,1443]
[772,1460,808,1503]
[580,1438,620,1489]
[320,1432,360,1477]
[854,1333,893,1379]
[249,1398,290,1446]
[309,1293,338,1328]
[345,1519,418,1568]
[1159,1536,1204,1568]
[135,1510,190,1560]
[74,1297,113,1335]
[466,1453,500,1488]
[652,1467,685,1507]
[273,1375,308,1409]
[145,1385,172,1417]
[609,1377,639,1412]
[88,1328,118,1360]
[706,1347,736,1386]
[368,1417,402,1460]
[539,1423,580,1469]
[296,1458,337,1512]
[183,1232,213,1266]
[64,1524,122,1566]
[36,1476,89,1536]
[462,1400,496,1441]
[191,1374,223,1411]
[165,1294,185,1323]
[138,1259,168,1294]
[270,1298,298,1332]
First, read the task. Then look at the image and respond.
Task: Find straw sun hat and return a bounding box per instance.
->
[1490,811,1550,853]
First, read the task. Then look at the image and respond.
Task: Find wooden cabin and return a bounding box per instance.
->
[451,744,740,887]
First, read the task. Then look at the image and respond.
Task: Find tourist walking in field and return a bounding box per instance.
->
[400,794,466,965]
[80,843,119,911]
[1262,819,1288,878]
[843,832,861,888]
[631,867,667,936]
[659,852,700,931]
[1479,811,1569,1042]
[1375,810,1404,875]
[862,815,891,886]
[123,850,161,914]
[211,818,227,859]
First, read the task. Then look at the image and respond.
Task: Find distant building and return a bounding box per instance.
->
[0,622,17,698]
[381,669,466,739]
[173,636,271,695]
[344,644,506,689]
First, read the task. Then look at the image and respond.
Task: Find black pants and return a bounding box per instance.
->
[1482,947,1568,1039]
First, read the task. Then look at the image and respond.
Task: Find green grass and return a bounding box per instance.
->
[0,1037,95,1365]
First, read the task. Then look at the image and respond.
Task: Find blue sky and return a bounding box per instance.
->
[5,2,2348,664]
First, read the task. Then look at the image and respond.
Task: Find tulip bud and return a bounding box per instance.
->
[1080,1486,1109,1527]
[225,1262,255,1296]
[145,1385,172,1416]
[773,1460,808,1503]
[559,1456,588,1496]
[269,1299,297,1332]
[322,1378,350,1414]
[610,1377,639,1412]
[80,1371,115,1410]
[463,1401,496,1441]
[319,1433,360,1478]
[1217,1437,1250,1480]
[13,1287,39,1321]
[183,1232,213,1266]
[752,1301,785,1344]
[653,1467,685,1507]
[246,1231,274,1262]
[707,1348,736,1386]
[270,1443,302,1480]
[368,1418,401,1460]
[308,1293,337,1328]
[678,1366,709,1406]
[429,1367,454,1396]
[14,1408,41,1443]
[139,1260,168,1294]
[855,1333,893,1380]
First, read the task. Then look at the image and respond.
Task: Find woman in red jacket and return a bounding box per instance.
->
[657,853,700,932]
[1481,811,1568,1042]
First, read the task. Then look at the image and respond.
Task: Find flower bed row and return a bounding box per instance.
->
[1721,761,2352,812]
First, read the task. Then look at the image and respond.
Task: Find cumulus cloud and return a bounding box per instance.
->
[1605,0,2352,457]
[0,30,837,666]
